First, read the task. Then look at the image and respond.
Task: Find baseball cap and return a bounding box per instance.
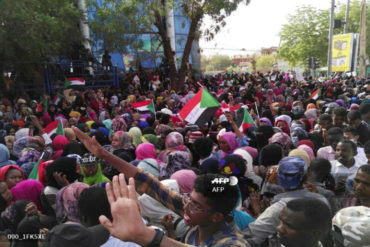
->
[80,153,98,166]
[277,156,307,190]
[44,223,109,247]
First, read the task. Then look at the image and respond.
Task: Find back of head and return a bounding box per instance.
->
[308,158,331,182]
[194,137,213,158]
[260,143,283,167]
[194,174,239,217]
[46,157,79,189]
[78,187,111,227]
[287,198,331,234]
[333,107,347,117]
[347,110,361,121]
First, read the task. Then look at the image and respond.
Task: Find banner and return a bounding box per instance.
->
[332,33,354,72]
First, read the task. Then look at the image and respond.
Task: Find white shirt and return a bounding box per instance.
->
[355,147,368,165]
[330,159,363,184]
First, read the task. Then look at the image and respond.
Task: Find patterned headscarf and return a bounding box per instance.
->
[55,182,89,223]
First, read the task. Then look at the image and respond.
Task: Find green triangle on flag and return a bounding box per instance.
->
[28,159,41,180]
[147,100,156,114]
[200,88,220,108]
[64,80,72,88]
[56,120,64,136]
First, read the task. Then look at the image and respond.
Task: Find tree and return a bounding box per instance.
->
[278,6,330,67]
[88,0,250,91]
[256,54,275,70]
[279,1,370,68]
[0,0,82,89]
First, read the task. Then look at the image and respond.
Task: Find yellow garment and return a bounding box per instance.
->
[127,95,136,103]
[289,149,311,166]
[86,121,95,130]
[69,111,81,118]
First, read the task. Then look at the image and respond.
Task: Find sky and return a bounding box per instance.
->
[199,0,348,57]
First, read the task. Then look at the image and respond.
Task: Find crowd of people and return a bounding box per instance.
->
[0,70,369,247]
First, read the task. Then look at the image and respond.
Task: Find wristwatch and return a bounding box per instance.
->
[146,228,164,247]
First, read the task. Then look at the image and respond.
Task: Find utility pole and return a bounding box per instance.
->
[344,0,350,33]
[327,0,335,77]
[359,0,367,78]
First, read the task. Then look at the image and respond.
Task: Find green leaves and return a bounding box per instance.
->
[0,0,82,63]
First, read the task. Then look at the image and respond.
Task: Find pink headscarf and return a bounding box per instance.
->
[170,170,197,194]
[297,144,315,161]
[135,143,157,160]
[53,135,69,151]
[239,146,258,161]
[220,132,239,158]
[11,179,44,211]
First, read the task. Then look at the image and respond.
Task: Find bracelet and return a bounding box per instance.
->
[146,228,164,247]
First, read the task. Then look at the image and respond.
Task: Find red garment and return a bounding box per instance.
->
[275,119,290,135]
[0,165,24,181]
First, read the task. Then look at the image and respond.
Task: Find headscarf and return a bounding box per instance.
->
[102,119,113,137]
[170,170,197,194]
[81,163,110,186]
[297,140,316,154]
[165,132,185,150]
[17,148,41,166]
[135,143,157,161]
[12,137,30,158]
[290,123,309,146]
[288,149,311,166]
[299,118,312,133]
[0,165,24,182]
[260,117,272,126]
[306,103,316,110]
[269,132,293,151]
[137,159,160,178]
[52,135,69,160]
[63,128,76,142]
[55,182,89,223]
[275,115,292,126]
[15,128,30,141]
[256,125,274,149]
[304,108,318,121]
[274,118,291,135]
[10,179,44,211]
[219,132,239,158]
[46,157,80,189]
[114,131,134,150]
[0,144,16,168]
[141,134,159,149]
[53,136,69,151]
[111,117,127,132]
[128,127,142,147]
[297,144,315,161]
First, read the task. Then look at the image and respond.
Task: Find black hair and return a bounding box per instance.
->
[347,110,362,121]
[159,114,170,125]
[337,139,357,153]
[327,127,344,147]
[359,103,370,115]
[146,116,155,128]
[62,142,86,156]
[319,114,332,122]
[332,107,347,117]
[193,174,239,217]
[358,164,370,175]
[78,187,112,227]
[193,137,214,159]
[286,198,331,234]
[308,158,331,182]
[46,157,80,189]
[89,130,109,145]
[260,143,283,167]
[365,140,370,154]
[343,126,359,136]
[142,127,155,135]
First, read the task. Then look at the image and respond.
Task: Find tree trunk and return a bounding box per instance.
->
[154,11,178,91]
[177,14,201,91]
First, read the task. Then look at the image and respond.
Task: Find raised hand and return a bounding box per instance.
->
[72,126,104,158]
[99,174,155,245]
